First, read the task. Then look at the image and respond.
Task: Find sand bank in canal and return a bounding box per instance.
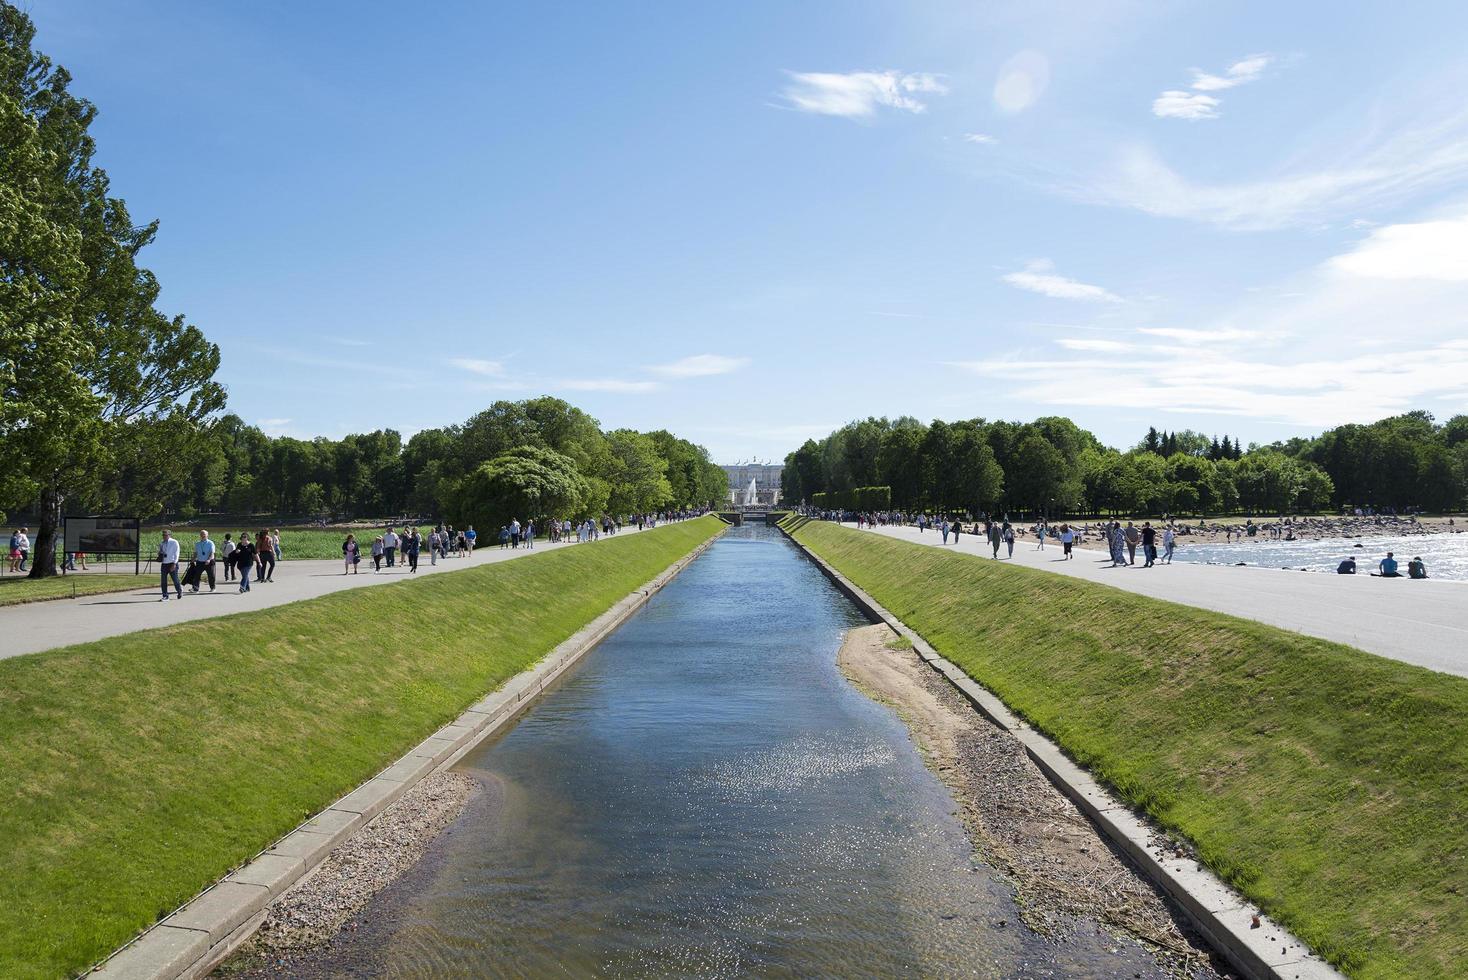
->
[836,623,1225,978]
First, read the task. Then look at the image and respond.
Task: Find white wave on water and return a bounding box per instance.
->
[1173,532,1468,581]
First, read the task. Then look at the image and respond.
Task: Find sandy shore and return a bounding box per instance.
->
[221,771,478,976]
[837,624,1226,978]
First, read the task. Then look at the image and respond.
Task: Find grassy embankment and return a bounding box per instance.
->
[0,516,722,979]
[785,517,1466,979]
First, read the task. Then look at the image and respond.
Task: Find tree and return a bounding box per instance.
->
[603,429,672,514]
[1142,426,1162,454]
[1,7,223,575]
[453,446,590,531]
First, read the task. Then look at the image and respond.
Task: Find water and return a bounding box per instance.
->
[1174,531,1468,580]
[297,526,1166,977]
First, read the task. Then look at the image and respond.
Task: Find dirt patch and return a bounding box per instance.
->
[837,624,1227,978]
[222,770,479,975]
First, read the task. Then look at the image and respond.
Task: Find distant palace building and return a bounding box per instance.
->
[721,461,783,507]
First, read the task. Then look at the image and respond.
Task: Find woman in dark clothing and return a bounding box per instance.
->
[235,533,256,592]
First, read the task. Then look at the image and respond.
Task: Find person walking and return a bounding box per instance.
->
[1162,526,1176,564]
[1124,522,1140,566]
[256,529,276,582]
[158,529,183,601]
[343,533,361,574]
[15,526,29,572]
[405,527,421,572]
[1003,522,1015,558]
[271,529,282,564]
[1036,520,1048,550]
[1141,522,1157,568]
[1108,521,1127,566]
[8,528,21,573]
[1060,523,1074,559]
[382,527,398,567]
[428,528,440,566]
[524,520,535,549]
[235,532,255,592]
[987,520,1002,559]
[510,518,521,549]
[190,530,216,592]
[221,533,236,582]
[371,535,385,572]
[466,525,477,554]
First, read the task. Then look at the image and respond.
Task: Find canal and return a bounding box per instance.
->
[297,525,1167,976]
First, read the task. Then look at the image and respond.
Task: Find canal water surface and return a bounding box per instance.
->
[301,525,1166,977]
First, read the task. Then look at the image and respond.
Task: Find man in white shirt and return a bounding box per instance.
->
[16,526,29,571]
[191,530,216,592]
[382,528,399,567]
[158,529,182,601]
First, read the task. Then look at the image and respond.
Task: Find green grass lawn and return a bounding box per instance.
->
[0,573,145,607]
[788,518,1467,979]
[0,516,721,979]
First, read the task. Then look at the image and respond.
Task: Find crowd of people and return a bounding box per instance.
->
[140,508,708,603]
[156,527,280,599]
[817,507,1440,581]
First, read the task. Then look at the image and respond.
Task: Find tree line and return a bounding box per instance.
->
[160,399,729,525]
[784,411,1468,517]
[0,5,724,576]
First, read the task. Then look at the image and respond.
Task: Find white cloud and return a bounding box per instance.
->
[448,357,504,377]
[1190,54,1272,91]
[256,418,293,436]
[558,378,661,393]
[963,132,997,145]
[1329,211,1468,281]
[1153,54,1271,121]
[1136,327,1263,343]
[1152,90,1220,120]
[1002,260,1122,303]
[779,70,946,118]
[952,342,1468,427]
[648,354,750,378]
[1075,114,1468,228]
[967,231,1468,427]
[994,50,1049,114]
[1057,338,1136,351]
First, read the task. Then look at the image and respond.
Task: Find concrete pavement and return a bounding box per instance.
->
[842,522,1468,678]
[0,528,664,661]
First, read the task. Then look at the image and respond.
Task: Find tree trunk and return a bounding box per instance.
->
[27,486,63,579]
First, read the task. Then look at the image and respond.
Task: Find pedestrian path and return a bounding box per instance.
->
[0,531,654,661]
[845,523,1468,678]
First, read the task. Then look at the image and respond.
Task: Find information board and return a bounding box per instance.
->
[63,517,141,557]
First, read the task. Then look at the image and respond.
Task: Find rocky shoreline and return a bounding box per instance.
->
[836,625,1227,979]
[220,771,478,976]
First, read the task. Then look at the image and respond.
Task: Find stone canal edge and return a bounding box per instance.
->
[89,526,726,980]
[777,522,1342,980]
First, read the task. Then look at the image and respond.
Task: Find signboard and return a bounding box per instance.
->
[64,517,141,559]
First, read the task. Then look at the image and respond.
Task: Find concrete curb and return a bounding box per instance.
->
[90,524,726,980]
[777,520,1342,980]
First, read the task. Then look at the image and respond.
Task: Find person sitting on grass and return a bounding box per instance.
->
[1408,556,1429,579]
[1377,551,1401,577]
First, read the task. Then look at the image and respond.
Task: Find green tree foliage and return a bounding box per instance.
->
[0,6,224,575]
[453,446,591,531]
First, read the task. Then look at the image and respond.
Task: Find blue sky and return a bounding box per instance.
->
[30,1,1468,461]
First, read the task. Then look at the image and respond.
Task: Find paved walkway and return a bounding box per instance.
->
[0,528,665,661]
[843,523,1468,678]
